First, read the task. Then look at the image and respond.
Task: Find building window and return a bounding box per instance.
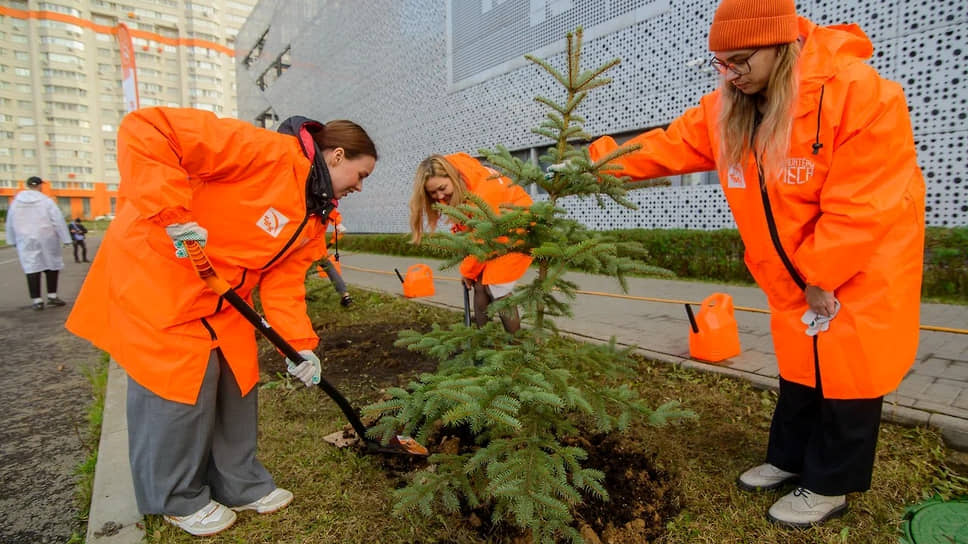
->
[256,46,291,91]
[243,27,269,69]
[255,108,278,129]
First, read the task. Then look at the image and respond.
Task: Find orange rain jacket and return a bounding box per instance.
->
[444,153,533,285]
[589,18,925,399]
[66,107,329,404]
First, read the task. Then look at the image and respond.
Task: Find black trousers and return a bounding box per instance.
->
[26,270,59,299]
[72,240,87,262]
[766,376,883,495]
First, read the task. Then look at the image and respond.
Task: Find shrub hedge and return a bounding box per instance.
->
[339,227,967,303]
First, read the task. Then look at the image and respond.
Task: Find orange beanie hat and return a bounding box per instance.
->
[708,0,798,51]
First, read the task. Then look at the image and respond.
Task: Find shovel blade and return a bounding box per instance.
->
[389,435,429,456]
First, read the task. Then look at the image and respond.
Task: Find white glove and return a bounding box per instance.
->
[286,349,321,387]
[335,224,347,234]
[801,299,841,336]
[165,221,208,258]
[544,159,576,180]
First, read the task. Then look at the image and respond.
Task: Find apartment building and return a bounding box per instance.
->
[0,0,256,219]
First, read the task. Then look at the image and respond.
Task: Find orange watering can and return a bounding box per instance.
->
[395,264,435,298]
[685,293,741,363]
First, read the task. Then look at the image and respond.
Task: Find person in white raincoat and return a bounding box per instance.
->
[5,176,71,310]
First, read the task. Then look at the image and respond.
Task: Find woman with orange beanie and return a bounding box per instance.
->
[410,153,532,333]
[586,0,925,528]
[66,107,377,536]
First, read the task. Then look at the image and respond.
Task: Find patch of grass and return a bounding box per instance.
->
[142,287,967,543]
[630,361,968,544]
[68,353,110,544]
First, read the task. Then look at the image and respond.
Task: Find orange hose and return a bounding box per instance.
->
[341,263,968,335]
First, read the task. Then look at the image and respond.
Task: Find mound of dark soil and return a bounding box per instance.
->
[265,319,681,543]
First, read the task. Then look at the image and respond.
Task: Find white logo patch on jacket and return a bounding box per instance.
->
[784,158,815,185]
[726,165,746,188]
[257,207,289,238]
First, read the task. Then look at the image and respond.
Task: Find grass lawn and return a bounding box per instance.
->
[142,280,968,544]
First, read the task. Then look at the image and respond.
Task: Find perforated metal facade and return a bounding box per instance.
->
[237,0,967,232]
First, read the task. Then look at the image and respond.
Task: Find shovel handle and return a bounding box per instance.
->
[184,241,231,296]
[462,283,472,327]
[183,241,426,456]
[182,241,392,449]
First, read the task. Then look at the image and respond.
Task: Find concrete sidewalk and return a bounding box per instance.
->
[340,252,968,449]
[87,251,968,543]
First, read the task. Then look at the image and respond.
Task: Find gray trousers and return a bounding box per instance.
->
[126,349,275,515]
[320,258,347,295]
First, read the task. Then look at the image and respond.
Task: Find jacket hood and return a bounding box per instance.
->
[796,16,873,89]
[277,115,336,220]
[13,189,48,204]
[444,152,489,191]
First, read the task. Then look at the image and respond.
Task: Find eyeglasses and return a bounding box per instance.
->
[709,49,760,76]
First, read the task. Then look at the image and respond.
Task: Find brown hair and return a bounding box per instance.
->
[310,120,378,160]
[718,41,799,184]
[409,155,466,244]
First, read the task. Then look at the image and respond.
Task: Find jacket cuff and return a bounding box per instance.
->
[588,135,618,162]
[149,206,193,226]
[286,338,319,353]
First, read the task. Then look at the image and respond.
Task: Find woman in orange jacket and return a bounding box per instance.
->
[66,107,377,536]
[410,153,533,333]
[586,0,925,528]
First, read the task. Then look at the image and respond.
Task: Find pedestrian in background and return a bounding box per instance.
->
[68,217,89,263]
[5,176,71,310]
[315,207,353,307]
[585,0,925,528]
[66,107,378,537]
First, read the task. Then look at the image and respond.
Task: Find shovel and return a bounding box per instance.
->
[462,283,472,327]
[183,240,427,457]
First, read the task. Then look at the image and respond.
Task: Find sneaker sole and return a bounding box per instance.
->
[736,473,799,492]
[766,502,848,528]
[163,515,236,536]
[230,493,293,514]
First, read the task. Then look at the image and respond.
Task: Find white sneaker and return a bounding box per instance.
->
[737,463,799,491]
[230,487,293,514]
[164,500,237,536]
[767,487,847,528]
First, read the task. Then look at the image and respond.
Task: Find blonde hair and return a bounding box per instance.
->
[718,41,800,184]
[409,155,467,243]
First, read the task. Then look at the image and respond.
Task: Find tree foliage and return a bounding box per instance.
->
[365,28,690,543]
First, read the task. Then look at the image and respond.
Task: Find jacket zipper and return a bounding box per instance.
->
[215,268,249,314]
[261,214,310,270]
[200,317,216,340]
[756,155,821,388]
[261,162,321,270]
[756,158,806,291]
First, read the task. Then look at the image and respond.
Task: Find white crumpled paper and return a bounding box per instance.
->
[800,299,841,336]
